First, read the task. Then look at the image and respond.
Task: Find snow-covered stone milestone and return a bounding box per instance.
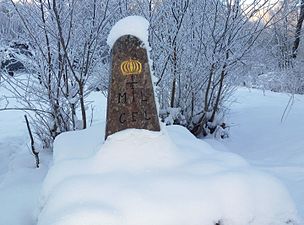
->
[105,17,160,139]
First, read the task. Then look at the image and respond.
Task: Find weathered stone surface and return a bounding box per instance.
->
[105,35,160,139]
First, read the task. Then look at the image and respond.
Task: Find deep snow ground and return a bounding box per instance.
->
[36,123,298,225]
[0,87,303,224]
[206,87,304,217]
[0,85,51,225]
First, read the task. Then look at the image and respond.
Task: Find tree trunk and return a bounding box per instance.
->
[292,0,304,58]
[79,83,87,129]
[170,43,178,108]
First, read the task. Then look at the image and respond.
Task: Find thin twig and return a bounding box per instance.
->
[24,115,40,168]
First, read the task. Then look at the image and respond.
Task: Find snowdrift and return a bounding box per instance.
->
[36,124,299,225]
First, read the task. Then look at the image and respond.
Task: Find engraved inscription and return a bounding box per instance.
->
[118,93,127,104]
[119,113,126,123]
[144,111,151,120]
[132,112,138,122]
[127,77,138,102]
[117,111,151,124]
[141,90,148,102]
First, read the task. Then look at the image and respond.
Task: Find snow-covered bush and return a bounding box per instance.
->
[0,40,34,76]
[0,0,113,148]
[126,0,286,138]
[159,107,186,126]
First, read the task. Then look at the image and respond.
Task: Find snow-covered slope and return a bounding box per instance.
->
[206,87,304,218]
[36,122,299,225]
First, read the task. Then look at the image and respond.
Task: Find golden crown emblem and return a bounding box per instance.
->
[120,59,142,76]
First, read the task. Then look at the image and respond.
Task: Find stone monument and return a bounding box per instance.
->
[105,34,160,139]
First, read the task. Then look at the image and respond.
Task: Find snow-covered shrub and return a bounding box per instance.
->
[244,66,304,95]
[0,40,34,76]
[159,107,186,126]
[142,0,285,138]
[0,0,113,149]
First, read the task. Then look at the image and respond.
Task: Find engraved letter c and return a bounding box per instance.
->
[119,113,126,123]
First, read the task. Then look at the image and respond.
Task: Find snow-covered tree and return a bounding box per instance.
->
[1,0,114,148]
[147,0,284,137]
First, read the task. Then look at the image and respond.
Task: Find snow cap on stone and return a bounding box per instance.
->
[107,16,149,49]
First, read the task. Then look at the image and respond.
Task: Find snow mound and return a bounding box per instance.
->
[37,124,299,225]
[107,16,149,49]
